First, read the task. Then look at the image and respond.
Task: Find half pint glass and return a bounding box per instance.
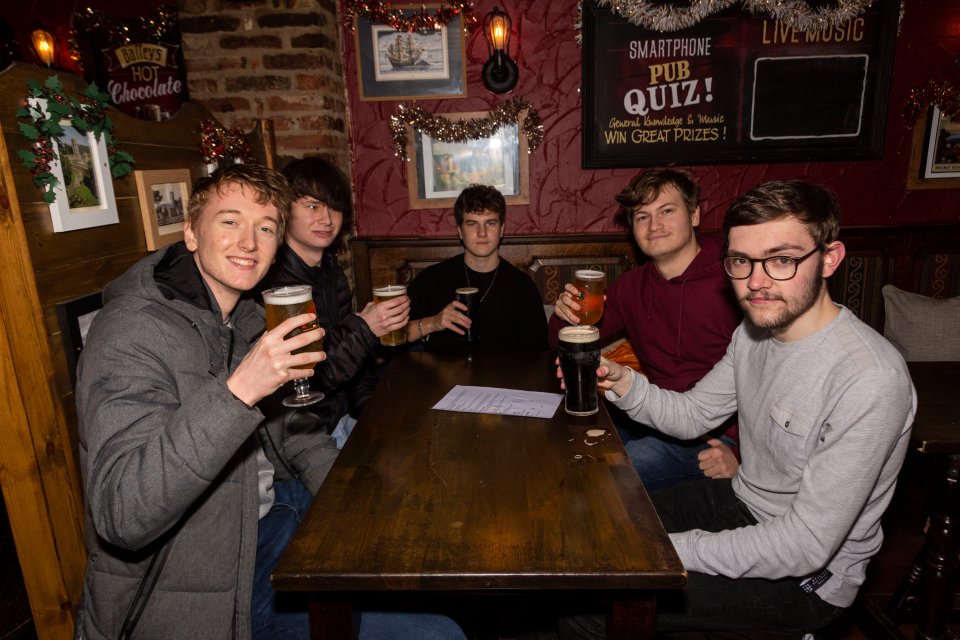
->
[373,285,407,346]
[558,325,600,416]
[455,286,479,343]
[573,269,606,326]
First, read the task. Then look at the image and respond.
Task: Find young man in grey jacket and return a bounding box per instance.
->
[75,164,465,640]
[559,181,916,638]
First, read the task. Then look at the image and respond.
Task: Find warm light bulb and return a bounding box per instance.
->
[31,29,55,67]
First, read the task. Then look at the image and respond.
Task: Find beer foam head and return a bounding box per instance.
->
[262,285,312,305]
[373,285,406,298]
[455,287,480,295]
[558,326,599,343]
[575,269,605,280]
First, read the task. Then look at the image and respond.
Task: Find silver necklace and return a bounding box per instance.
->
[464,258,500,304]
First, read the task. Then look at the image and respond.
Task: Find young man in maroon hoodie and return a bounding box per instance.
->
[548,168,741,489]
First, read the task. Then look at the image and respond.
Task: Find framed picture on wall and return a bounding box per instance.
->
[355,5,466,101]
[55,290,103,389]
[135,169,191,250]
[907,106,960,190]
[405,111,530,209]
[32,98,120,233]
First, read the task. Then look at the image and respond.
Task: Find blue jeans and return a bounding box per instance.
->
[558,479,842,639]
[252,479,467,640]
[609,405,735,490]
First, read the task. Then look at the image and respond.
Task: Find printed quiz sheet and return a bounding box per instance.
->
[433,385,563,419]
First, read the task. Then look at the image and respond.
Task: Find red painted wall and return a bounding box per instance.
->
[342,0,960,237]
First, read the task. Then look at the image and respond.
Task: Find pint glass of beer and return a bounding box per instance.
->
[262,285,325,407]
[373,285,408,346]
[558,325,600,416]
[455,286,480,343]
[573,269,606,326]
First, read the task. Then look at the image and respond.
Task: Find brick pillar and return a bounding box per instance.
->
[177,0,356,302]
[177,0,349,169]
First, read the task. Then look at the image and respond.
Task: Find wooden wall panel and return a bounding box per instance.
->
[0,62,221,640]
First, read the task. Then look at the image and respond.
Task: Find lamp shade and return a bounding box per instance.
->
[484,7,511,55]
[30,28,55,67]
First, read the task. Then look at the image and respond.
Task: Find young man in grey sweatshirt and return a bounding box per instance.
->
[559,180,916,639]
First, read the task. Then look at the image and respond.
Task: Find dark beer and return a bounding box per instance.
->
[455,286,480,343]
[558,326,600,416]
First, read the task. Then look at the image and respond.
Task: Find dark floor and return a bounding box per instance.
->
[0,449,953,639]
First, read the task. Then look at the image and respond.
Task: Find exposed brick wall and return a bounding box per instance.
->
[177,0,357,295]
[177,0,349,169]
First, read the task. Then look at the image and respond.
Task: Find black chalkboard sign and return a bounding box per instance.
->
[581,1,899,168]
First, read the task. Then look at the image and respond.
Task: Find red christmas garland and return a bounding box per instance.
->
[903,80,960,127]
[342,0,478,32]
[200,120,253,164]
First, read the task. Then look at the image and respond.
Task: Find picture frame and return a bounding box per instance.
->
[355,5,466,101]
[33,98,120,233]
[55,291,103,390]
[907,106,960,190]
[406,111,530,209]
[134,169,191,250]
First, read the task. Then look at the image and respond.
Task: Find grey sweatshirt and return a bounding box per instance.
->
[608,306,915,607]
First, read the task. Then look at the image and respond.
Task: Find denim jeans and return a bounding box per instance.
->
[252,479,467,640]
[558,479,842,639]
[610,405,736,491]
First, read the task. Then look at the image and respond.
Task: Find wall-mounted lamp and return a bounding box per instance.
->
[30,27,56,67]
[482,7,518,94]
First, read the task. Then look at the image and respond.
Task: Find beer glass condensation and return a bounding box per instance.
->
[262,285,325,407]
[455,286,479,343]
[573,269,606,326]
[373,285,408,347]
[558,325,600,416]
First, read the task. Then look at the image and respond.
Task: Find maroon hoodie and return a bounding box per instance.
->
[549,236,741,443]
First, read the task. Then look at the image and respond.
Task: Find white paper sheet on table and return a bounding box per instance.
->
[433,385,563,419]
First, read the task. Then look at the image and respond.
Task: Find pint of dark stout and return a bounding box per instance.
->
[558,325,600,416]
[455,286,480,342]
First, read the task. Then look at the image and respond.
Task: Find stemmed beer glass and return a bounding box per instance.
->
[262,284,325,407]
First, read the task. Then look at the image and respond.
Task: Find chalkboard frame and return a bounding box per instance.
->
[581,1,900,168]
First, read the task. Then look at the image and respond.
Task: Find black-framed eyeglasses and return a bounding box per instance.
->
[722,247,821,281]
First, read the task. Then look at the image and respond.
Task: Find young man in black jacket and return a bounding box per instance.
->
[258,158,410,454]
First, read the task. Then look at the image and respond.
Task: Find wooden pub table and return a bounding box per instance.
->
[273,350,685,640]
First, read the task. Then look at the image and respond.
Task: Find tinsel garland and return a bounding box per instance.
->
[903,81,960,127]
[342,0,478,32]
[73,4,179,45]
[389,99,543,162]
[15,76,134,204]
[576,0,875,36]
[200,120,253,165]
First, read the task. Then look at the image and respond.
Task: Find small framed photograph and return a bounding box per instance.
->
[33,99,120,233]
[355,5,466,101]
[907,106,960,190]
[134,169,191,250]
[55,291,103,389]
[406,111,530,209]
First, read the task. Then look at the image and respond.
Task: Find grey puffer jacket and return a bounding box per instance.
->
[74,244,335,640]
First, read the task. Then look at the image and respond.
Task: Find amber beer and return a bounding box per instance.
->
[263,285,323,360]
[373,285,407,346]
[558,325,600,416]
[455,286,479,343]
[573,269,606,326]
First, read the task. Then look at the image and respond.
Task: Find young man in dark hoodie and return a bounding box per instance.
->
[547,168,741,489]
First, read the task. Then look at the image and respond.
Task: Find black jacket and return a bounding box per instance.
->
[257,245,380,431]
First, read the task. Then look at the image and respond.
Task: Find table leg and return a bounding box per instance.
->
[914,453,960,640]
[307,597,355,640]
[609,594,656,640]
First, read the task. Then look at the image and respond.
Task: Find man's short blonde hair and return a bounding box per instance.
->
[186,164,293,240]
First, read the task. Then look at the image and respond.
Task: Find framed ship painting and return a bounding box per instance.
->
[355,4,466,101]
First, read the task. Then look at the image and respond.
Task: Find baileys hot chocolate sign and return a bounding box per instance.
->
[101,41,185,120]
